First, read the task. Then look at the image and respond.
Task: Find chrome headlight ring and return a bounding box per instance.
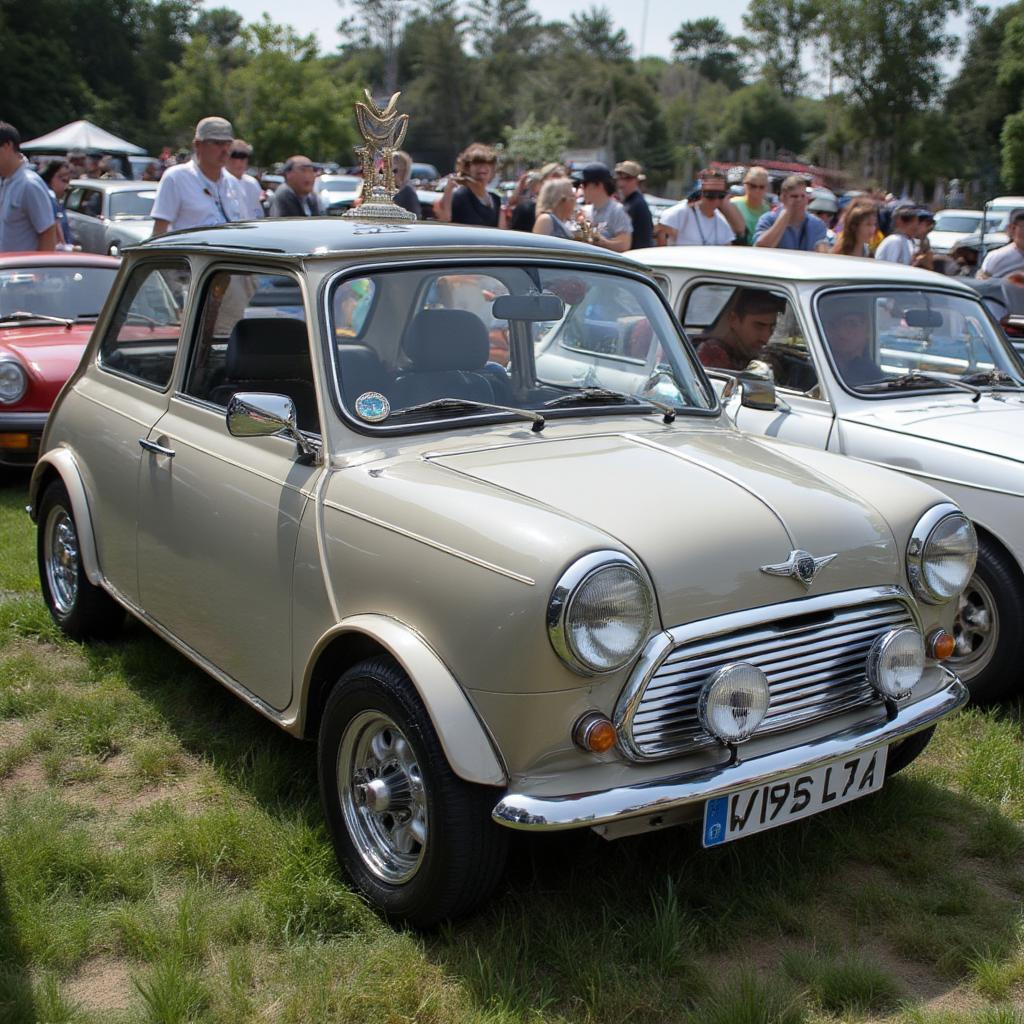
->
[547,550,656,675]
[907,503,977,605]
[0,358,28,405]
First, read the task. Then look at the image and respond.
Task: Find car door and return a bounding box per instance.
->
[70,186,106,253]
[76,257,191,603]
[678,278,836,449]
[135,266,322,711]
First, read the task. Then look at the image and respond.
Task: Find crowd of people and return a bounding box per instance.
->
[4,112,1024,288]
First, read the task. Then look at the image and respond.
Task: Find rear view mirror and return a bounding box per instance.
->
[905,308,944,328]
[738,374,778,411]
[492,293,565,322]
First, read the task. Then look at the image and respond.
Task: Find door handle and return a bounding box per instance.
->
[138,438,175,458]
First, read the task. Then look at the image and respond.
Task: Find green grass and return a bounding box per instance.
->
[2,473,1024,1022]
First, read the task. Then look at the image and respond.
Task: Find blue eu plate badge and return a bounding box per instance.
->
[355,391,390,422]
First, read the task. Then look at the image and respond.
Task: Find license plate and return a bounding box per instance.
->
[702,746,887,847]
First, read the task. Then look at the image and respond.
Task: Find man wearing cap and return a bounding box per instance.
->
[978,209,1024,280]
[808,193,838,246]
[227,139,264,219]
[151,116,243,235]
[577,163,632,252]
[656,169,743,246]
[614,161,653,250]
[0,121,57,252]
[269,156,323,218]
[874,203,920,264]
[754,175,829,252]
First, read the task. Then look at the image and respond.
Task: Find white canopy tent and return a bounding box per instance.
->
[20,120,146,155]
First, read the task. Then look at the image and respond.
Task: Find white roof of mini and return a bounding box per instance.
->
[630,246,976,292]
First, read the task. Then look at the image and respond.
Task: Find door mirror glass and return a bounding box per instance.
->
[739,374,778,410]
[226,392,297,437]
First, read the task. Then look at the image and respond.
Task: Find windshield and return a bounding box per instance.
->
[328,263,713,429]
[0,265,118,320]
[817,288,1024,393]
[108,190,156,219]
[319,176,360,193]
[934,213,982,233]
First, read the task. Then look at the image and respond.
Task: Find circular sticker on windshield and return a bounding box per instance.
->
[355,391,391,422]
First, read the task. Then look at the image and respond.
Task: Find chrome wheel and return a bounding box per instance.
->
[44,505,79,616]
[950,572,999,680]
[337,710,428,884]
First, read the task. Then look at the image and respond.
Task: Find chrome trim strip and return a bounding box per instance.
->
[322,498,535,585]
[623,432,796,548]
[852,454,1024,499]
[493,671,967,830]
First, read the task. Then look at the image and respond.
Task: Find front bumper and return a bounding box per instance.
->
[0,411,46,466]
[492,669,967,831]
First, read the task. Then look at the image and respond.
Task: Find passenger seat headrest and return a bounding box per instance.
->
[402,309,489,372]
[226,317,311,380]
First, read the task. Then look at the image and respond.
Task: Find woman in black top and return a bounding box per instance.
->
[435,143,505,228]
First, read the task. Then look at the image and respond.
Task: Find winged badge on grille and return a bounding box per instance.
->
[760,549,837,587]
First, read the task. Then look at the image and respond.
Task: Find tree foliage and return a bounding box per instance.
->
[671,18,745,89]
[741,0,824,96]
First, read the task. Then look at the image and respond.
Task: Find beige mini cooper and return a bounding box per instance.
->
[31,218,975,925]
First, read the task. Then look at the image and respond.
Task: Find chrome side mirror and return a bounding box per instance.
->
[226,392,320,464]
[738,375,778,410]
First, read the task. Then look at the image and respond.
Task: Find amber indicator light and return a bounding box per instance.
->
[928,629,956,661]
[0,433,31,449]
[573,713,617,754]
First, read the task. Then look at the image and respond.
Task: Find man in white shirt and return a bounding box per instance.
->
[227,139,264,219]
[655,170,743,246]
[151,116,243,235]
[978,208,1024,280]
[874,204,920,264]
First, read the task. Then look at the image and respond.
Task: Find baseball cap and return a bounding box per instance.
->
[194,116,235,142]
[809,195,838,213]
[892,201,920,218]
[575,162,615,186]
[614,160,645,180]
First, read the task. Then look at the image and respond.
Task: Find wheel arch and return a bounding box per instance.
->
[972,520,1024,585]
[301,614,507,787]
[29,450,103,586]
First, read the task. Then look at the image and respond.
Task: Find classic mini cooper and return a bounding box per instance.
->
[635,245,1024,703]
[31,218,975,926]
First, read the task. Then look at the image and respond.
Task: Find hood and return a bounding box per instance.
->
[426,428,900,627]
[843,394,1024,466]
[0,324,92,385]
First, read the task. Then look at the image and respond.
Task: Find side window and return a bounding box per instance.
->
[99,260,190,388]
[682,282,818,393]
[184,270,319,434]
[64,187,84,213]
[80,190,102,218]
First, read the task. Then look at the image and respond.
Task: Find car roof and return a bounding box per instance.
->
[133,217,639,264]
[934,209,982,217]
[631,245,977,293]
[0,252,120,269]
[69,178,156,193]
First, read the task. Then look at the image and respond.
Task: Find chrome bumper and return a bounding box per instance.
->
[492,671,967,832]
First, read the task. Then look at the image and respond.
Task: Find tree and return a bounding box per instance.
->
[741,0,824,96]
[569,6,632,62]
[502,114,570,168]
[716,82,804,155]
[671,17,744,90]
[339,0,412,95]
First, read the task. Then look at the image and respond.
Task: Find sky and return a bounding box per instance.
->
[203,0,1007,77]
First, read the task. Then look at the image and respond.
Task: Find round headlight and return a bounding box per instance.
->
[548,553,655,674]
[0,360,27,405]
[907,505,977,604]
[698,663,771,744]
[867,627,925,699]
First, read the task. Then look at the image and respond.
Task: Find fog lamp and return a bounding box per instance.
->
[927,629,956,661]
[867,627,925,700]
[698,663,770,744]
[573,712,617,754]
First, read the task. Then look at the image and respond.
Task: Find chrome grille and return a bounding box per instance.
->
[622,593,916,760]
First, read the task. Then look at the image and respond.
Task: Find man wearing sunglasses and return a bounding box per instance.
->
[227,139,264,219]
[655,170,744,246]
[753,174,829,252]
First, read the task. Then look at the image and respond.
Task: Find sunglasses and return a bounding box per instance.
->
[230,152,250,160]
[701,190,727,200]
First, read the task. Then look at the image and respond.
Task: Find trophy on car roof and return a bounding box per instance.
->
[344,90,416,223]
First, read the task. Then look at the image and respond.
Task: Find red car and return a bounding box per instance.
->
[0,252,119,466]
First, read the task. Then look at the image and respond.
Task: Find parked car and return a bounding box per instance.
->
[65,179,157,256]
[0,252,120,466]
[31,219,971,924]
[410,162,439,185]
[317,174,363,213]
[930,209,985,256]
[963,277,1024,358]
[635,245,1022,701]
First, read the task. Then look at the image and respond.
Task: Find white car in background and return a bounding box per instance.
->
[929,209,985,256]
[633,246,1024,703]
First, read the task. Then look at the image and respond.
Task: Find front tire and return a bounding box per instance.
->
[37,481,123,641]
[948,536,1024,703]
[318,657,507,927]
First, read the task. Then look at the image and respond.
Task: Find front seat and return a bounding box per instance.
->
[390,308,502,408]
[209,317,319,432]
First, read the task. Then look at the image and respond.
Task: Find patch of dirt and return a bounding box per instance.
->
[2,635,86,681]
[65,956,136,1012]
[6,755,46,790]
[68,749,209,817]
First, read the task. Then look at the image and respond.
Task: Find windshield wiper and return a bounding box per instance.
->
[386,397,546,432]
[543,386,676,423]
[960,368,1022,388]
[858,370,982,403]
[0,310,74,327]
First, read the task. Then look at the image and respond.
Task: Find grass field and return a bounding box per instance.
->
[1,469,1022,1023]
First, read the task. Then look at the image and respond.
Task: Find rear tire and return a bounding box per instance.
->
[948,536,1024,703]
[37,481,123,640]
[318,656,507,927]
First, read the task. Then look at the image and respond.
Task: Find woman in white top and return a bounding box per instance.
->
[532,178,576,240]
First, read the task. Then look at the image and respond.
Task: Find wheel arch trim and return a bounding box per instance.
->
[303,614,507,786]
[29,449,103,586]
